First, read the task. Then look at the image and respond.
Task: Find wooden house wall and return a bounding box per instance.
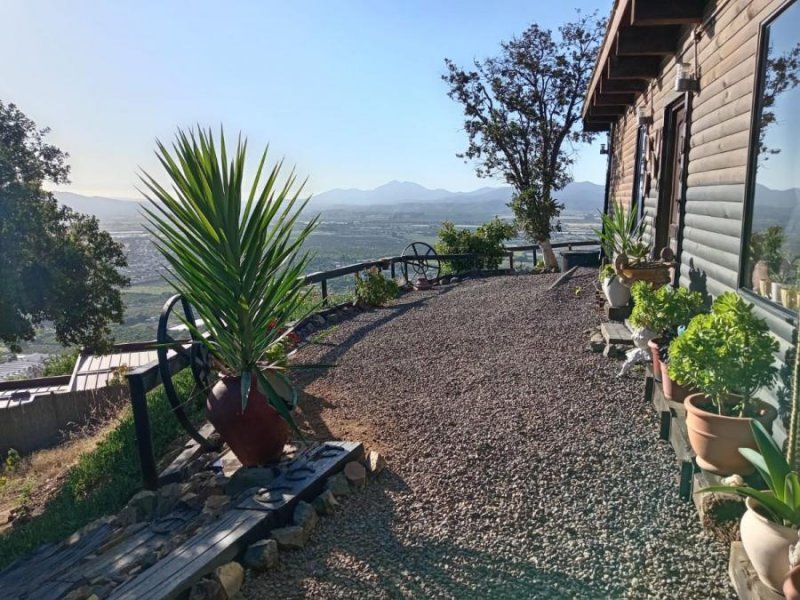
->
[609,0,791,335]
[606,0,796,414]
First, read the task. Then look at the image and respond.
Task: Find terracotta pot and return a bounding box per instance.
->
[784,563,800,600]
[662,373,694,417]
[207,375,290,466]
[741,496,798,593]
[647,338,663,382]
[602,275,631,308]
[684,393,777,475]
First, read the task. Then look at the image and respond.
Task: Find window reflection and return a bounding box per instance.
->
[744,0,800,310]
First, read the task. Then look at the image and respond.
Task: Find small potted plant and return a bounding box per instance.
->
[598,263,629,308]
[699,421,799,593]
[668,292,778,475]
[593,201,642,306]
[593,200,673,290]
[628,281,705,395]
[142,128,318,466]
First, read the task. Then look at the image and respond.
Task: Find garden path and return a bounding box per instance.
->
[242,269,733,599]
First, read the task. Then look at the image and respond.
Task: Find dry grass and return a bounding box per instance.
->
[0,406,125,535]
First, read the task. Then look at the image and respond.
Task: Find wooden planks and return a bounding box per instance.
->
[729,541,785,600]
[109,441,362,600]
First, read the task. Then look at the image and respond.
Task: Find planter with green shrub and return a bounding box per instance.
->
[628,281,705,394]
[668,292,778,474]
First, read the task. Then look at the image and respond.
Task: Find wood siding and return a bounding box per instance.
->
[606,0,797,417]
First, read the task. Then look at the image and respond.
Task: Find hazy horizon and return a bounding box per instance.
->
[3,0,610,199]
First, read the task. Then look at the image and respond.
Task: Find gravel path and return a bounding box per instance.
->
[241,270,733,599]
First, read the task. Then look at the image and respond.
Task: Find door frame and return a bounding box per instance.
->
[655,96,690,284]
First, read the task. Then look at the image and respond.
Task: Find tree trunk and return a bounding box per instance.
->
[538,238,560,271]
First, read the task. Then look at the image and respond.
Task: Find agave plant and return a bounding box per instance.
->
[700,421,800,528]
[140,128,317,432]
[592,200,648,261]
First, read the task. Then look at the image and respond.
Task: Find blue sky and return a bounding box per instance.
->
[1,0,610,198]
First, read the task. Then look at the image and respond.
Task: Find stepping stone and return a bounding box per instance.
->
[600,321,633,346]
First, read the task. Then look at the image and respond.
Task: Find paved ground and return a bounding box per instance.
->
[241,270,733,599]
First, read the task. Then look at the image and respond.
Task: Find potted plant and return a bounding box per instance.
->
[593,200,673,290]
[749,226,784,290]
[598,263,629,308]
[628,281,705,395]
[593,201,642,306]
[700,421,799,592]
[142,128,318,466]
[668,292,779,474]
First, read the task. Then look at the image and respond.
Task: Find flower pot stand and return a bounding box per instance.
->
[729,541,786,600]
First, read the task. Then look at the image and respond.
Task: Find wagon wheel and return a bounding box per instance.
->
[157,294,221,451]
[401,242,440,283]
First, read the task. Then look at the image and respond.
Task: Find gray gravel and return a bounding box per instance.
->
[241,270,733,599]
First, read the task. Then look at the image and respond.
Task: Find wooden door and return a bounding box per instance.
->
[655,100,687,276]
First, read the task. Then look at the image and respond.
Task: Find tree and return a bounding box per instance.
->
[443,11,605,270]
[0,101,129,352]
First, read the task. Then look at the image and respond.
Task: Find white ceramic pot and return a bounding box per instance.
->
[740,496,798,593]
[602,275,631,308]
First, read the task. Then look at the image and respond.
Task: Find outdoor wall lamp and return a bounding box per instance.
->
[637,106,653,126]
[600,144,609,155]
[675,62,699,93]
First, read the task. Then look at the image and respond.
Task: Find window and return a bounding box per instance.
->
[741,0,800,312]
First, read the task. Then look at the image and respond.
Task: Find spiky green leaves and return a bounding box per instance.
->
[140,127,317,427]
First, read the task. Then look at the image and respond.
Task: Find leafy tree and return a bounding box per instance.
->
[444,11,605,270]
[0,101,128,352]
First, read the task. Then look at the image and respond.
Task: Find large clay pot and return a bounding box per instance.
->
[741,496,798,593]
[648,338,663,382]
[602,275,631,308]
[207,374,290,466]
[684,393,778,475]
[662,373,693,417]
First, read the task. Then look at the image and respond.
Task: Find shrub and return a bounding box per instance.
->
[435,218,516,273]
[628,281,706,336]
[41,349,81,377]
[354,268,399,306]
[668,292,778,417]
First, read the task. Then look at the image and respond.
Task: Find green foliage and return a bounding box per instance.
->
[0,101,129,353]
[354,267,398,307]
[509,185,563,243]
[442,12,605,249]
[598,263,615,282]
[592,200,648,261]
[3,449,21,472]
[0,371,200,569]
[750,225,785,275]
[668,292,778,415]
[41,348,80,377]
[141,128,317,427]
[628,281,706,336]
[435,218,516,273]
[700,421,800,528]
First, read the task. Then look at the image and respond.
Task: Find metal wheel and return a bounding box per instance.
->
[157,294,220,451]
[401,242,440,283]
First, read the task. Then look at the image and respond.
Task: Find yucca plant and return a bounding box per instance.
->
[593,200,648,262]
[140,127,318,439]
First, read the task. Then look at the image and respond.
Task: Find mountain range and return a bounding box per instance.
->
[53,180,606,221]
